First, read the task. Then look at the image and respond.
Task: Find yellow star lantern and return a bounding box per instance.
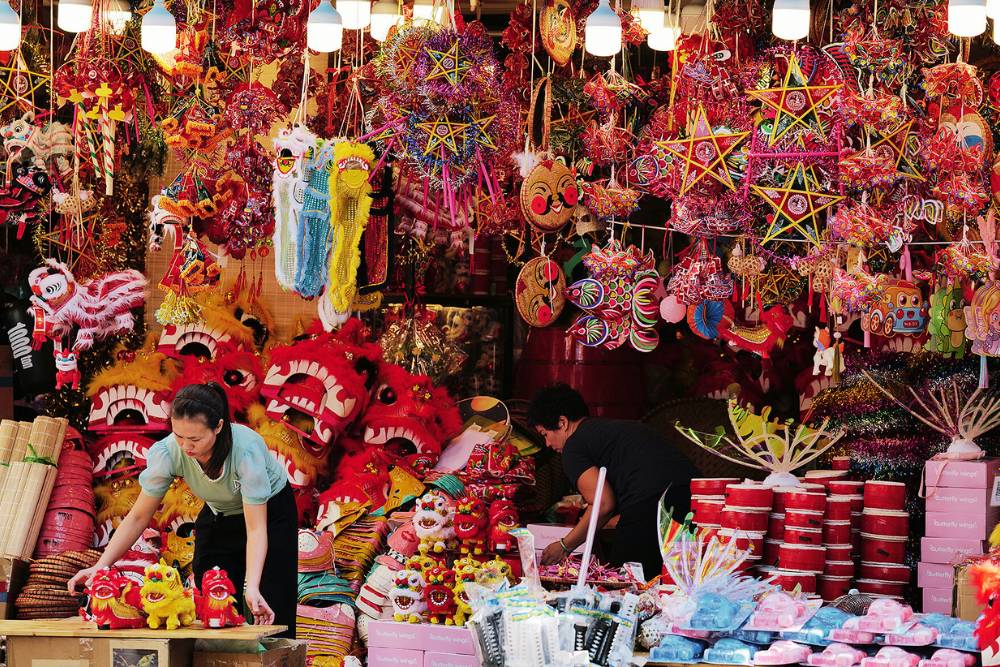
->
[656,107,749,196]
[868,120,924,181]
[416,116,470,155]
[747,54,841,146]
[425,40,471,86]
[751,163,844,247]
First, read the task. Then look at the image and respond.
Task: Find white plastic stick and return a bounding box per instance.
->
[576,466,607,591]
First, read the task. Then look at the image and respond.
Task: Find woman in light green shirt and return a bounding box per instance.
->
[68,383,297,636]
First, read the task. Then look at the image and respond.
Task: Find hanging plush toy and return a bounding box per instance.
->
[295,140,338,298]
[488,499,518,552]
[54,341,81,390]
[326,141,375,323]
[28,259,146,352]
[272,126,317,290]
[196,567,245,628]
[423,566,458,625]
[929,285,967,358]
[413,493,455,554]
[812,326,845,377]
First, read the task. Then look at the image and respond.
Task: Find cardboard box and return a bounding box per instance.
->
[193,639,308,667]
[924,511,992,539]
[920,537,986,564]
[367,620,477,656]
[924,459,1000,489]
[917,561,954,589]
[424,652,480,667]
[921,587,953,615]
[526,524,583,556]
[368,647,424,667]
[7,636,193,667]
[954,564,984,622]
[423,624,476,655]
[0,557,30,619]
[924,486,1000,525]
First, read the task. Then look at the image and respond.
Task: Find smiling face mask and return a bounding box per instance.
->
[519,158,578,232]
[515,257,566,327]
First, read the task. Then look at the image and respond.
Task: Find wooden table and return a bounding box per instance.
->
[0,618,288,666]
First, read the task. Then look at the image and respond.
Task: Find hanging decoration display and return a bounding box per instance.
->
[514,256,566,327]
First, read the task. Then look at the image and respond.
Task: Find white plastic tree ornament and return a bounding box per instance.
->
[676,399,844,487]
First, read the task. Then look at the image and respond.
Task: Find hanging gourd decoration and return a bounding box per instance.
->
[540,0,577,66]
[515,257,566,327]
[520,157,579,233]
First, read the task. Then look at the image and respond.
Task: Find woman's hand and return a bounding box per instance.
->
[67,566,100,593]
[245,587,275,625]
[540,541,569,566]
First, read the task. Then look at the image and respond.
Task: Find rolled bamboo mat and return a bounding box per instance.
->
[11,422,31,462]
[0,421,16,464]
[27,417,66,463]
[0,462,30,553]
[0,463,57,559]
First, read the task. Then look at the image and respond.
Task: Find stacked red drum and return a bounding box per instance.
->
[34,449,96,557]
[856,480,909,600]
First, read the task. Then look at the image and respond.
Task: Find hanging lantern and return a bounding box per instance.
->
[106,0,131,33]
[337,0,370,30]
[0,0,20,50]
[771,0,809,40]
[989,0,1000,16]
[140,0,175,52]
[58,0,93,32]
[307,0,343,52]
[948,0,986,36]
[584,0,622,57]
[370,0,398,40]
[631,0,664,32]
[646,12,679,50]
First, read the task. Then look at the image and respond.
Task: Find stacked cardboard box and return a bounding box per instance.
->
[920,459,1000,613]
[368,619,480,667]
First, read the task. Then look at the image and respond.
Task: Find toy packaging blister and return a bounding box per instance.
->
[743,592,822,632]
[781,607,855,646]
[681,592,757,633]
[703,638,759,665]
[649,634,707,663]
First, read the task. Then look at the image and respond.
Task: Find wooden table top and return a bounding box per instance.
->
[0,618,286,640]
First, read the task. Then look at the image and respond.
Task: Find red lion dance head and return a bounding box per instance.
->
[172,340,264,421]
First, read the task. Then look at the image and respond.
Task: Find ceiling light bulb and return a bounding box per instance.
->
[307,0,343,52]
[337,0,370,29]
[58,0,93,32]
[369,0,397,40]
[647,13,678,50]
[584,0,622,57]
[140,0,175,52]
[771,0,809,40]
[631,0,664,32]
[0,0,20,50]
[106,0,131,33]
[949,0,986,36]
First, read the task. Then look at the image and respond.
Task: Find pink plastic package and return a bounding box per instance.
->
[917,649,976,667]
[746,592,812,631]
[754,640,813,665]
[854,600,915,633]
[807,643,868,667]
[860,647,921,667]
[885,624,939,647]
[828,627,875,645]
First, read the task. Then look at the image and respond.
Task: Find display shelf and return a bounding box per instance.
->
[0,618,285,640]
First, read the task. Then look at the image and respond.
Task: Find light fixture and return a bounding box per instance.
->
[995,16,1000,42]
[106,0,131,33]
[771,0,809,40]
[141,0,175,52]
[584,0,622,57]
[989,0,1000,17]
[307,0,343,52]
[949,0,986,35]
[337,0,370,29]
[0,0,20,50]
[58,0,93,32]
[370,0,398,40]
[646,13,679,50]
[631,0,664,32]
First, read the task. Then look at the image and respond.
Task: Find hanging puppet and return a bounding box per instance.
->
[272,125,317,291]
[326,141,375,325]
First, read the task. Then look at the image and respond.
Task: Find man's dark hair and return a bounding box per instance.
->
[527,383,590,430]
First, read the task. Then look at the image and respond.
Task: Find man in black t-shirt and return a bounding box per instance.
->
[528,383,697,580]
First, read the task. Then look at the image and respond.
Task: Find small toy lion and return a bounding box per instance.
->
[140,561,197,630]
[196,567,245,628]
[81,567,146,629]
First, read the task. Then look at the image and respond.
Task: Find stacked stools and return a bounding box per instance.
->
[34,450,96,558]
[774,487,826,597]
[15,549,100,619]
[858,480,910,599]
[690,478,740,532]
[824,479,864,601]
[719,484,772,571]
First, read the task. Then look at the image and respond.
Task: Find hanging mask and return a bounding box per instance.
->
[520,158,578,232]
[515,257,566,327]
[540,0,577,67]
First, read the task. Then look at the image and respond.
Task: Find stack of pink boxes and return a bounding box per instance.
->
[367,619,480,667]
[919,459,1000,613]
[858,481,911,599]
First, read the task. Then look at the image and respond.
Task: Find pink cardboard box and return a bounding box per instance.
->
[918,561,954,588]
[925,486,990,512]
[368,620,429,650]
[423,625,477,655]
[920,537,986,564]
[922,587,953,615]
[424,652,480,667]
[527,524,583,556]
[924,459,1000,489]
[924,511,992,539]
[368,648,424,667]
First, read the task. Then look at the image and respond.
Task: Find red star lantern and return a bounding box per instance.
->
[752,163,844,247]
[656,107,749,196]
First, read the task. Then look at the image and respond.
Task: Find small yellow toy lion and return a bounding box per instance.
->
[140,561,197,630]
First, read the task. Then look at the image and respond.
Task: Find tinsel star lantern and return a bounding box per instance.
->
[656,107,749,197]
[676,399,845,487]
[752,163,844,248]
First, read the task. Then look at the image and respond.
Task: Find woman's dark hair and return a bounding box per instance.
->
[527,383,590,430]
[171,382,232,478]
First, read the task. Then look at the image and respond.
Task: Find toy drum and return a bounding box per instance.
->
[860,510,909,537]
[859,536,906,564]
[823,521,852,544]
[785,509,825,529]
[725,483,773,510]
[825,498,852,521]
[828,480,864,496]
[763,539,782,566]
[784,526,823,545]
[718,528,765,555]
[819,575,853,600]
[721,508,769,532]
[831,456,851,471]
[857,578,906,597]
[783,491,827,513]
[859,562,911,583]
[767,514,785,539]
[863,481,907,511]
[772,570,817,594]
[824,561,856,577]
[691,478,741,495]
[778,544,826,573]
[692,498,724,525]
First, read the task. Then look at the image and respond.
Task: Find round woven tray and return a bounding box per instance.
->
[539,576,637,591]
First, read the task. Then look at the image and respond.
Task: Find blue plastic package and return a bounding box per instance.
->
[920,614,958,633]
[936,620,978,652]
[691,593,740,630]
[780,607,854,646]
[649,635,706,663]
[704,638,759,665]
[730,628,778,645]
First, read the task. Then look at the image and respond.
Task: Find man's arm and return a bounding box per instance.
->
[540,466,616,564]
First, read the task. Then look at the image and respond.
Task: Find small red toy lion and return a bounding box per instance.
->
[970,560,1000,654]
[80,567,146,629]
[454,496,488,556]
[196,567,245,628]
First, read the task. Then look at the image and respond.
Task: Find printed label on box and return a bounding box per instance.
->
[424,652,480,667]
[922,587,954,616]
[368,648,424,667]
[918,562,955,588]
[424,625,476,655]
[367,620,427,650]
[925,512,990,539]
[920,537,986,564]
[925,459,1000,489]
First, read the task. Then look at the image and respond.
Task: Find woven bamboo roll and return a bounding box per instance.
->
[16,466,57,559]
[52,418,67,464]
[28,417,62,461]
[0,421,16,464]
[11,422,32,462]
[0,462,30,551]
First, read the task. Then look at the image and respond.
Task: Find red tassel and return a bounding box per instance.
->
[820,296,828,323]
